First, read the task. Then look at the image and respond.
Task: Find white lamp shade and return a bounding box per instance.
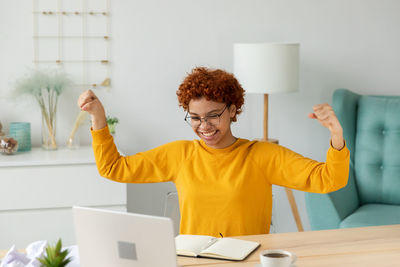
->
[234,43,300,94]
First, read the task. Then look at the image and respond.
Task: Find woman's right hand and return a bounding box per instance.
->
[77,90,107,130]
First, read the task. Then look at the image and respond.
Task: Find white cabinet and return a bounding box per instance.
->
[0,147,126,249]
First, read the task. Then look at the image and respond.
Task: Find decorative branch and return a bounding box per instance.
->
[67,111,87,148]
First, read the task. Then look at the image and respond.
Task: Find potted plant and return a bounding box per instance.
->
[106,115,119,135]
[37,239,72,267]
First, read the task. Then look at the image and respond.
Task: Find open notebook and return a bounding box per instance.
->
[175,235,260,261]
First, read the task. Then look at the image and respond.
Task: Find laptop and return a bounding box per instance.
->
[72,206,178,267]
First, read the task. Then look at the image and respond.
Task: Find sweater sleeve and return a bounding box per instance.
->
[254,142,350,193]
[91,126,190,183]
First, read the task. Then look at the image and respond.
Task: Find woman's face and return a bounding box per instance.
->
[187,97,236,149]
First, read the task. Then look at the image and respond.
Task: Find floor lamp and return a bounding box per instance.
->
[233,43,304,232]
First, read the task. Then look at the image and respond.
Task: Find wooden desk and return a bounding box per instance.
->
[177,224,400,267]
[1,225,399,266]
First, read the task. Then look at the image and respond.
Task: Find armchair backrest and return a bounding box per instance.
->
[334,89,400,205]
[355,95,400,204]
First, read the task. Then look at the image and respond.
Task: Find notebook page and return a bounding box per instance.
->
[200,237,259,260]
[175,235,216,255]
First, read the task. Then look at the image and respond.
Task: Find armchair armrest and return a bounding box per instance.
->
[306,166,359,230]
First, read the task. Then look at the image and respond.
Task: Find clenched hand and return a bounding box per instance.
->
[77,90,107,130]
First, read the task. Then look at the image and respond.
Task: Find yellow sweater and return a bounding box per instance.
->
[92,127,350,237]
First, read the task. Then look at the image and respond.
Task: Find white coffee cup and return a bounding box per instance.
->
[259,249,297,267]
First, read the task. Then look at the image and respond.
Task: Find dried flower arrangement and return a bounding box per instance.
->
[0,137,18,155]
[14,69,71,150]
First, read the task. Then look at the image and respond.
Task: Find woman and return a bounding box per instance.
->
[78,67,349,237]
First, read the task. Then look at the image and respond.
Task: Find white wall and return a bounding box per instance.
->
[1,0,400,233]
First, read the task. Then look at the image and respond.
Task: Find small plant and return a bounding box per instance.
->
[106,115,119,135]
[37,239,72,267]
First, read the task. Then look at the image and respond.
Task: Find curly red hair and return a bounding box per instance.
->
[176,67,245,122]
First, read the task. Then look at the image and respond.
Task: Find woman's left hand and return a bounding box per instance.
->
[308,103,345,150]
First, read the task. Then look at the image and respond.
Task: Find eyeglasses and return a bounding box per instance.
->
[184,105,228,127]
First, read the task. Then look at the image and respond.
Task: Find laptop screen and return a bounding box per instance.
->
[73,206,178,267]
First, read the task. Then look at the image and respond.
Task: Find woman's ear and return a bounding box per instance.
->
[229,104,237,119]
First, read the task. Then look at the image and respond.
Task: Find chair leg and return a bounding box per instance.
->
[285,188,304,232]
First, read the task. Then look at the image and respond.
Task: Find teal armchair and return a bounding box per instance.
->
[306,89,400,230]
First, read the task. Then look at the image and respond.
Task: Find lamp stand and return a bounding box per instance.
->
[263,94,269,141]
[262,93,304,232]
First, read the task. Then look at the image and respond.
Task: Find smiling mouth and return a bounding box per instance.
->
[200,130,217,137]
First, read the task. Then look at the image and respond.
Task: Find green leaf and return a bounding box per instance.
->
[106,115,119,125]
[55,239,62,253]
[37,238,72,267]
[46,246,55,261]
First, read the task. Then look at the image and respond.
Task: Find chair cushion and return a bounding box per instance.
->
[340,204,400,228]
[355,96,400,205]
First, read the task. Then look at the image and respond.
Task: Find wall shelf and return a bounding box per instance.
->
[0,147,94,167]
[33,60,109,63]
[33,11,109,16]
[33,36,110,39]
[33,0,111,88]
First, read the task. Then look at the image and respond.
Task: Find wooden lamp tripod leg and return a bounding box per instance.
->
[263,93,304,232]
[284,188,304,232]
